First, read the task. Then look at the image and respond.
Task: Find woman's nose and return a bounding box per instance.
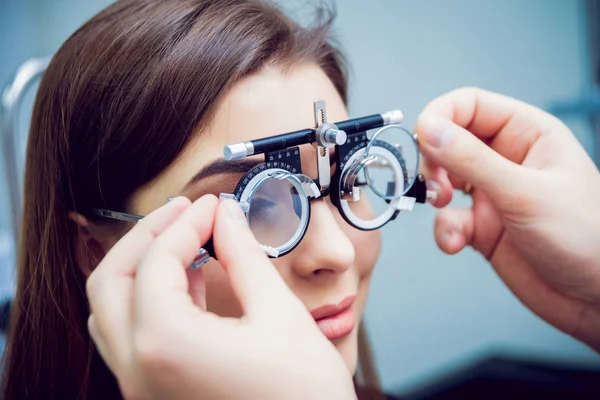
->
[289,199,356,278]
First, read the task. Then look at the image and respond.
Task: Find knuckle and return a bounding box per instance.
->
[86,316,98,343]
[118,376,146,400]
[85,272,100,300]
[454,85,480,96]
[501,172,539,212]
[424,86,482,116]
[132,329,174,375]
[460,148,482,171]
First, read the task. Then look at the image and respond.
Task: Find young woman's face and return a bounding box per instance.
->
[130,63,382,373]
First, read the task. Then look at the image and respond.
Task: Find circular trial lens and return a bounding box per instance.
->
[247,175,306,251]
[364,125,419,200]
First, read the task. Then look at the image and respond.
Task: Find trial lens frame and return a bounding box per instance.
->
[94,100,436,269]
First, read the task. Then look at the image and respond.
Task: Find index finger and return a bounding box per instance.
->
[89,196,192,281]
[415,87,568,208]
[420,87,556,139]
[418,87,564,165]
[86,196,191,370]
[134,195,218,326]
[87,196,191,312]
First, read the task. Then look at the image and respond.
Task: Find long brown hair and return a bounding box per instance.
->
[2,0,382,398]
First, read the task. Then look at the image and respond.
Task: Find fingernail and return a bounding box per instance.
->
[418,114,454,148]
[441,231,454,246]
[224,200,247,224]
[166,196,188,204]
[426,180,441,205]
[426,180,441,192]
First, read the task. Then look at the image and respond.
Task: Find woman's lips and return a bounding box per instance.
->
[310,295,356,341]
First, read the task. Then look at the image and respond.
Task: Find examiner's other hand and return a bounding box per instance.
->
[417,87,600,351]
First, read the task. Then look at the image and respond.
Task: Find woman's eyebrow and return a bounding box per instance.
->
[184,149,337,191]
[184,159,262,190]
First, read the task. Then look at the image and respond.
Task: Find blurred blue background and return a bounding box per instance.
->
[1,0,599,396]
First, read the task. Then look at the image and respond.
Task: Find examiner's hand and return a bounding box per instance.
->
[86,195,356,400]
[417,87,600,351]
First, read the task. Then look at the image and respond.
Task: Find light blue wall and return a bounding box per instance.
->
[330,0,599,394]
[0,0,598,395]
[0,0,113,290]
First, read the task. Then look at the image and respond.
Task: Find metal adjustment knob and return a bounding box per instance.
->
[324,128,347,146]
[316,122,347,148]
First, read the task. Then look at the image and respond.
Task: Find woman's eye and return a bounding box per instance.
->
[249,198,277,221]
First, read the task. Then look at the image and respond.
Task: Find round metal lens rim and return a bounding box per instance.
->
[364,124,420,199]
[363,145,406,200]
[338,147,401,230]
[240,168,310,257]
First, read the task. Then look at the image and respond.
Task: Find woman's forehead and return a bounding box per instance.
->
[132,63,347,214]
[210,63,348,146]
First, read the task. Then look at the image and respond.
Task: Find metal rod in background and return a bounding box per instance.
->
[1,56,51,255]
[547,1,600,164]
[587,0,600,163]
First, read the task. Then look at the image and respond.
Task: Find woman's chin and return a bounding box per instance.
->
[332,326,359,374]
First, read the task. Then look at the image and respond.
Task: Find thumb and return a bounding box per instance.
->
[416,113,526,201]
[213,200,302,321]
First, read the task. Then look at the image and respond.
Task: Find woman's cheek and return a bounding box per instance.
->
[203,260,244,318]
[358,229,381,278]
[334,204,382,280]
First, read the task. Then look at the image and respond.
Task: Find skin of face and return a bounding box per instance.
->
[130,63,382,373]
